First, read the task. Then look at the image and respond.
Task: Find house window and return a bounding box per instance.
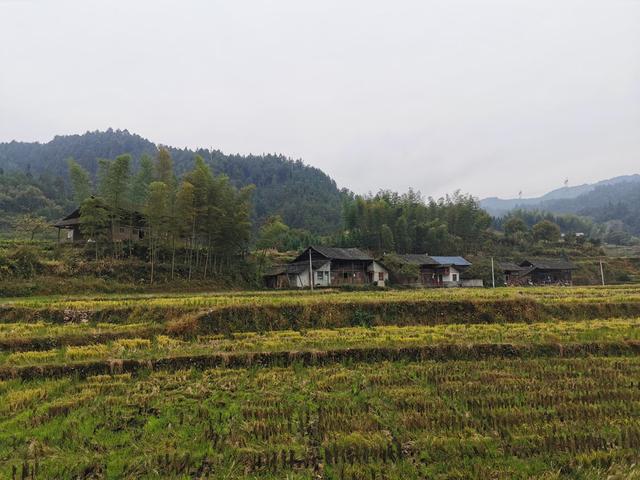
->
[343,272,349,279]
[452,273,458,281]
[317,271,324,280]
[119,227,125,233]
[378,272,384,281]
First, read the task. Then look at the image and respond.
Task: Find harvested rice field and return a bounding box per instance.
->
[1,286,640,478]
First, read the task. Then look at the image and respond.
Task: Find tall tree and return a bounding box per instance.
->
[130,154,154,207]
[67,158,92,204]
[79,197,109,260]
[145,182,170,284]
[173,180,196,279]
[532,220,561,242]
[155,148,175,188]
[99,154,132,253]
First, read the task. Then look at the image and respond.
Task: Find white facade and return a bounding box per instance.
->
[290,260,389,288]
[442,266,461,283]
[289,261,331,288]
[368,261,389,287]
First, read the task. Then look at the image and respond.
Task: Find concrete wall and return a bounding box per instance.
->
[291,262,331,288]
[441,266,461,283]
[369,261,389,286]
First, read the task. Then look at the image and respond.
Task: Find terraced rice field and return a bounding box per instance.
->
[1,286,640,478]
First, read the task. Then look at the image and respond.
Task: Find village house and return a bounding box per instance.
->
[390,254,479,287]
[53,203,146,244]
[498,261,525,285]
[500,258,576,286]
[264,246,389,288]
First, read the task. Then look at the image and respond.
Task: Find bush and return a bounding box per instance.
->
[3,245,44,278]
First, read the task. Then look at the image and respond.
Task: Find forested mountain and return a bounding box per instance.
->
[0,129,344,234]
[481,175,640,239]
[531,182,640,236]
[481,175,640,216]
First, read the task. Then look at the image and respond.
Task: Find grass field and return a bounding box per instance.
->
[1,286,640,478]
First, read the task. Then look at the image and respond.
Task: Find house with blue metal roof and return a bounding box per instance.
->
[389,253,477,287]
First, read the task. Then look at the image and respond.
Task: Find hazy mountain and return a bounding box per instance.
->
[0,129,345,234]
[481,175,640,217]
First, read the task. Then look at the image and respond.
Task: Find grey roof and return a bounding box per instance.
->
[308,246,372,261]
[393,254,471,267]
[395,254,436,266]
[498,261,525,272]
[53,201,146,229]
[430,256,472,267]
[519,258,576,270]
[53,207,81,228]
[263,265,287,277]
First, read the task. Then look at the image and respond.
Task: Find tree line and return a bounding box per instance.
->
[336,190,492,255]
[69,149,253,283]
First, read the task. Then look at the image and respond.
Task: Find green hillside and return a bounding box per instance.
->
[0,129,345,235]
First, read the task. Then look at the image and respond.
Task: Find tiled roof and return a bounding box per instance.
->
[430,256,472,267]
[519,258,576,270]
[395,254,436,266]
[498,261,525,272]
[309,246,372,261]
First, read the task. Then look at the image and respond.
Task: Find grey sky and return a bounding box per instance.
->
[1,0,639,199]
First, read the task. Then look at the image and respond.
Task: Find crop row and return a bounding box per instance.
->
[2,318,640,365]
[2,340,640,381]
[2,286,640,327]
[1,358,639,479]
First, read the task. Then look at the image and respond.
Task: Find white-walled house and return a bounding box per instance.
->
[264,246,389,288]
[368,260,389,287]
[388,254,479,287]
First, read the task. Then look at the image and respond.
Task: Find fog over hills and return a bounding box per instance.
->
[481,175,640,217]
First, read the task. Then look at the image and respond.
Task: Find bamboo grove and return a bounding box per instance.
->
[68,149,253,283]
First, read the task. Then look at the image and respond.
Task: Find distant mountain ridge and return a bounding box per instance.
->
[0,129,345,234]
[481,174,640,216]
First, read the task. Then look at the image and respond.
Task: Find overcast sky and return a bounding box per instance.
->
[1,0,639,199]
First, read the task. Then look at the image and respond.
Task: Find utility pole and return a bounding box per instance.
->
[599,260,605,286]
[309,247,314,292]
[491,257,496,288]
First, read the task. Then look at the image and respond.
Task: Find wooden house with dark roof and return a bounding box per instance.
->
[501,258,576,286]
[498,261,526,285]
[391,254,474,287]
[53,201,146,244]
[264,246,389,288]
